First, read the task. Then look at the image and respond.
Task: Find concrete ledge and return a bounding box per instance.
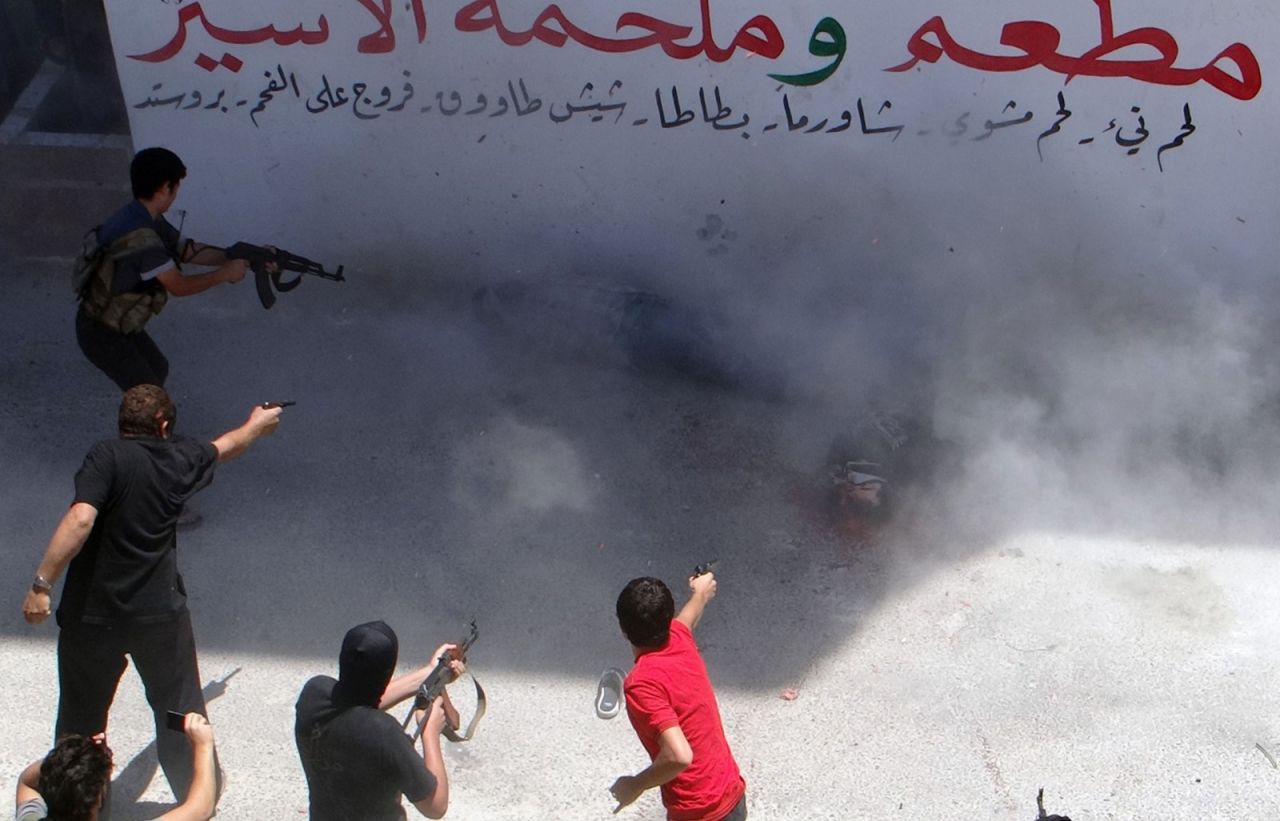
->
[0,143,131,188]
[0,180,127,257]
[0,68,132,258]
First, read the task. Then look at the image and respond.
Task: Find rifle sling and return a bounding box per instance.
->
[441,675,486,743]
[409,674,487,744]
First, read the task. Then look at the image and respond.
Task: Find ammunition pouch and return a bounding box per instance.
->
[79,227,170,335]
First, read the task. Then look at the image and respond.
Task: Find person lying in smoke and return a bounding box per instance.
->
[823,412,923,541]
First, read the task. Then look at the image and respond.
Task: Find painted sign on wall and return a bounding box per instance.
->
[102,0,1275,294]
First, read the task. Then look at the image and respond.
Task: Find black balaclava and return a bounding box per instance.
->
[333,620,399,707]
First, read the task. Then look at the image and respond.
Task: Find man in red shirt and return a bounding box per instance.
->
[609,573,747,820]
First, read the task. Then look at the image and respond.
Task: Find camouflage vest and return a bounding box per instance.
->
[75,226,170,335]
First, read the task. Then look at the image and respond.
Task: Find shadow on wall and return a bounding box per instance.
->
[0,2,43,118]
[0,0,127,132]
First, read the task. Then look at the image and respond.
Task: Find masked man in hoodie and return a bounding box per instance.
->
[294,621,463,820]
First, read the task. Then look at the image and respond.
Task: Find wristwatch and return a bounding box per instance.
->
[31,575,52,594]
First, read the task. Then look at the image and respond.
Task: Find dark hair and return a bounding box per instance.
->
[118,384,175,438]
[131,147,187,199]
[37,736,112,821]
[616,577,674,647]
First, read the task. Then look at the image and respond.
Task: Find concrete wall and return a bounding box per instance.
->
[103,0,1274,291]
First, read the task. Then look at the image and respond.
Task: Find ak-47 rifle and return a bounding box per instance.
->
[401,620,486,743]
[223,242,344,310]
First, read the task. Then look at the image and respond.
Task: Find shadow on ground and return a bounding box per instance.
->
[3,256,1278,704]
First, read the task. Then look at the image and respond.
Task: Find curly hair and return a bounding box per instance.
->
[37,735,113,821]
[118,384,175,438]
[616,577,675,648]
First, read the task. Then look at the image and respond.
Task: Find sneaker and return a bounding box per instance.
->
[595,668,625,719]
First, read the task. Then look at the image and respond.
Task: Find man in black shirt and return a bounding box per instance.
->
[295,621,463,820]
[20,384,283,803]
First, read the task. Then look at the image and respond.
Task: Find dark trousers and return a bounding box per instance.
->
[56,610,207,801]
[721,795,748,821]
[75,308,169,390]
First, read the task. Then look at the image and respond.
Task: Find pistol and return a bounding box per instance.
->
[692,559,718,578]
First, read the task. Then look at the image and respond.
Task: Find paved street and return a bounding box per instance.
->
[1,145,1278,820]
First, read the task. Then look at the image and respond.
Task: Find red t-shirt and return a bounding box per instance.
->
[624,620,745,821]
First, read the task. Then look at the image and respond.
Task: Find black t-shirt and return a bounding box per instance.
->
[57,435,217,626]
[295,676,437,821]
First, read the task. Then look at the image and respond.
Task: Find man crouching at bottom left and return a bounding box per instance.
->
[295,621,463,820]
[17,713,216,821]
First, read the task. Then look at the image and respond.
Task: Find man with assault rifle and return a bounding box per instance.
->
[74,146,342,392]
[294,621,468,820]
[73,147,249,392]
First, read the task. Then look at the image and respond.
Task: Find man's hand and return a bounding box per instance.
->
[678,571,717,631]
[376,643,464,712]
[22,589,52,624]
[171,715,217,821]
[183,713,214,748]
[689,570,717,600]
[220,259,248,284]
[609,726,691,813]
[427,642,466,689]
[422,645,464,731]
[246,404,283,437]
[439,690,461,734]
[429,642,465,681]
[413,691,464,738]
[416,694,449,737]
[608,774,645,813]
[213,404,283,462]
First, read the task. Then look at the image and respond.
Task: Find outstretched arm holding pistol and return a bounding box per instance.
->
[677,568,718,633]
[23,403,287,625]
[610,570,719,814]
[211,402,285,462]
